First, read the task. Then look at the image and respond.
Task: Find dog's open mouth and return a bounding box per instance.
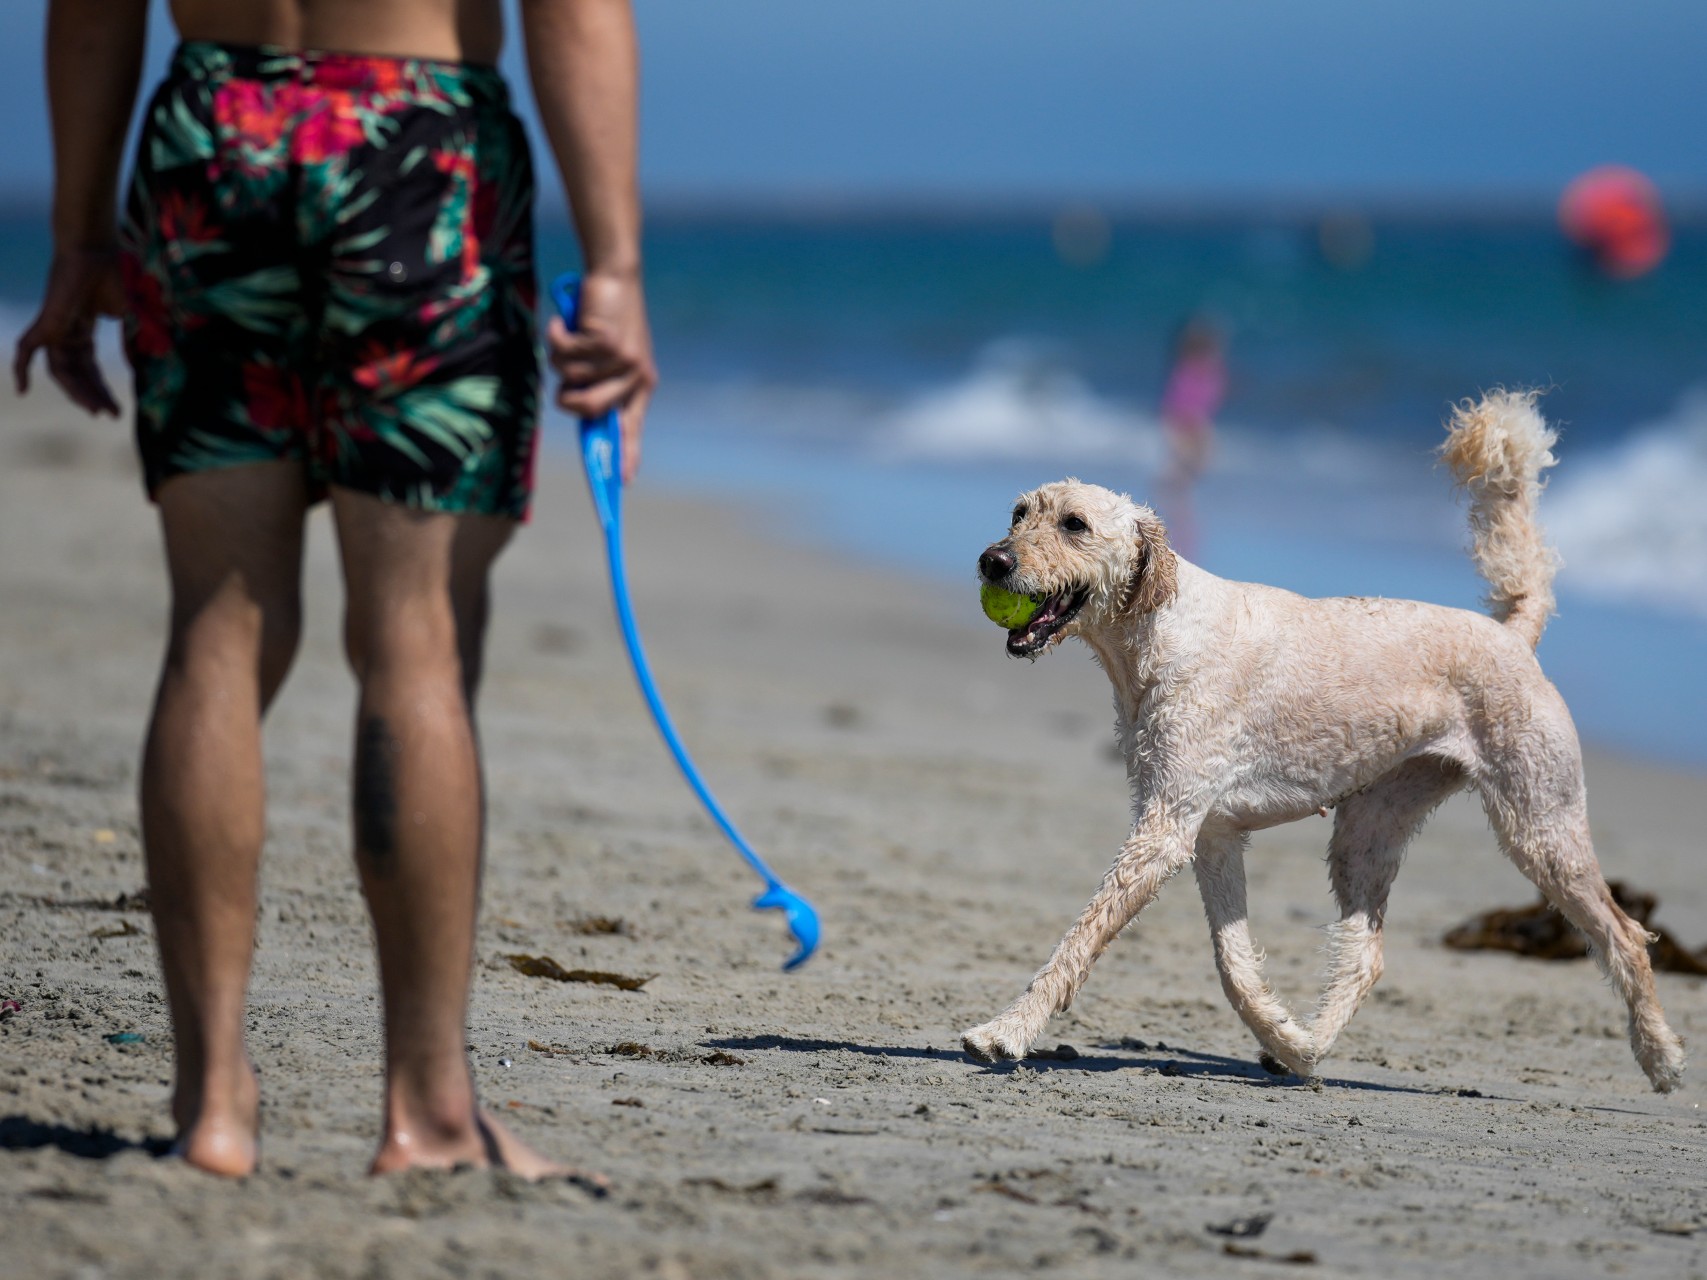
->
[1006,588,1088,657]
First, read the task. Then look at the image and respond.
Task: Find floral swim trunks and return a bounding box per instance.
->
[119,42,540,518]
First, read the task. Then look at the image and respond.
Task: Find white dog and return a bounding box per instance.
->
[962,391,1684,1092]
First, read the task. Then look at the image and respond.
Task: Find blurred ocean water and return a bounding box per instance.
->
[3,209,1702,764]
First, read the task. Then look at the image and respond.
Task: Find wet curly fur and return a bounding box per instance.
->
[963,391,1684,1093]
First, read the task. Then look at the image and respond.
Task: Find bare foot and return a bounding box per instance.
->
[170,1117,259,1178]
[368,1104,606,1193]
[477,1108,608,1194]
[169,1064,260,1178]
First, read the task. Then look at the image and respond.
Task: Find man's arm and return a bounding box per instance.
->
[12,0,150,414]
[521,0,657,482]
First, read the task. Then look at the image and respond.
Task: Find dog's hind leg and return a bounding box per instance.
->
[1193,827,1316,1076]
[962,817,1195,1063]
[1478,759,1685,1092]
[1311,757,1462,1069]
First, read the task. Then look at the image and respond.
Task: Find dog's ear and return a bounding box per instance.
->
[1126,509,1178,614]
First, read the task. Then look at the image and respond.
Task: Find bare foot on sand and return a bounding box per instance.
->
[369,1105,607,1191]
[169,1063,260,1178]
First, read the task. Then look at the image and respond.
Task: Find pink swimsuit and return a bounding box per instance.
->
[1160,353,1227,428]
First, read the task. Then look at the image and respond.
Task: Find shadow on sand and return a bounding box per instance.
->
[704,1034,1490,1098]
[0,1115,171,1161]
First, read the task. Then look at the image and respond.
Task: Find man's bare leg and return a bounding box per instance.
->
[142,463,308,1177]
[331,489,571,1179]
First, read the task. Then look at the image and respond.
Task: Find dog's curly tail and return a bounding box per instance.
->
[1439,390,1561,650]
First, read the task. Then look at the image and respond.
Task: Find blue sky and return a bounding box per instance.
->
[0,0,1701,205]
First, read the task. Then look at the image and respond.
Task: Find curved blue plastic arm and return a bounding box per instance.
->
[549,272,820,970]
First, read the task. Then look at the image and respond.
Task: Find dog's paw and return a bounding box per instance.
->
[1257,1045,1317,1080]
[1641,1038,1686,1094]
[962,1020,1031,1063]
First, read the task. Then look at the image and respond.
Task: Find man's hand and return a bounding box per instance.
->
[547,269,656,483]
[13,246,125,416]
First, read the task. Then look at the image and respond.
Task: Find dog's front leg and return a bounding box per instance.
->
[962,816,1196,1062]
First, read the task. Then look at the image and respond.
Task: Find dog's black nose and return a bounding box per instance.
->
[979,545,1016,582]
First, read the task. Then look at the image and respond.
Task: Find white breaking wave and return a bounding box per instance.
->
[1546,389,1707,620]
[873,339,1168,468]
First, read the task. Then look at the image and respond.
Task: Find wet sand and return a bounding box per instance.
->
[3,393,1704,1278]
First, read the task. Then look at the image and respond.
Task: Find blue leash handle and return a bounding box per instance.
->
[550,273,820,971]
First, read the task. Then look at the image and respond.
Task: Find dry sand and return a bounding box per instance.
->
[3,391,1705,1279]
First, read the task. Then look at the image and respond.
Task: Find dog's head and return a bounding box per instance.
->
[977,479,1177,658]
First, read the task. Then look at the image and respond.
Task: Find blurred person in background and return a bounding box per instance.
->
[12,0,655,1180]
[1156,315,1226,560]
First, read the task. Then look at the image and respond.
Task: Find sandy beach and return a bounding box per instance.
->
[3,389,1705,1279]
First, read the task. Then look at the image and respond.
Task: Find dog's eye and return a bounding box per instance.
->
[1062,514,1089,534]
[1011,503,1028,526]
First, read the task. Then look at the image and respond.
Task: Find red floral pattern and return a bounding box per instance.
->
[119,255,174,360]
[352,340,441,394]
[293,96,369,165]
[155,189,224,247]
[241,360,311,434]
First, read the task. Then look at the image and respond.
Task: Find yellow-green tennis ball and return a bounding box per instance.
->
[981,583,1043,629]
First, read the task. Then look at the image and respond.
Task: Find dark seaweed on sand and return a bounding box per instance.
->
[1443,880,1707,975]
[504,954,655,989]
